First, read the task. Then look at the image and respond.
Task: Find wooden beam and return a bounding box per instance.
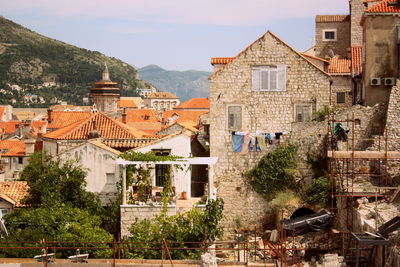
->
[327,151,400,159]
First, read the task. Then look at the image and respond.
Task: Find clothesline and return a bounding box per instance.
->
[231,131,290,154]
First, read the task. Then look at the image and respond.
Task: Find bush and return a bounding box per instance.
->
[245,144,298,201]
[301,176,330,208]
[313,105,331,122]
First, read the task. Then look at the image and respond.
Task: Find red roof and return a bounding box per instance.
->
[44,112,146,140]
[118,99,137,108]
[351,46,363,76]
[0,181,29,207]
[0,139,25,156]
[162,110,208,125]
[174,98,210,110]
[328,56,351,74]
[119,109,160,123]
[211,58,235,65]
[0,121,21,135]
[315,15,350,22]
[47,111,92,130]
[366,0,400,13]
[31,121,47,136]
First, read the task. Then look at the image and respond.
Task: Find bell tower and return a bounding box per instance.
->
[90,64,120,115]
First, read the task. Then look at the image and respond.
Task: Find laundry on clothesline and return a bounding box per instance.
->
[231,131,289,153]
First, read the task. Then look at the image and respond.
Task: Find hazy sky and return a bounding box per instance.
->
[1,0,348,71]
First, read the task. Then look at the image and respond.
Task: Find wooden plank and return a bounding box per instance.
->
[327,151,400,159]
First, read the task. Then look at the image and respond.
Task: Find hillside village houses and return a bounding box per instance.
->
[1,0,400,252]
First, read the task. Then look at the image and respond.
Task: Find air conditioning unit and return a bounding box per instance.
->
[384,77,396,86]
[371,77,381,86]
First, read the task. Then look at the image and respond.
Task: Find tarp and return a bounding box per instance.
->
[283,210,333,236]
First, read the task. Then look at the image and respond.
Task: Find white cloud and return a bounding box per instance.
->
[1,0,349,26]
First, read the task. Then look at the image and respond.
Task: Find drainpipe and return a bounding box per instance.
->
[122,108,127,124]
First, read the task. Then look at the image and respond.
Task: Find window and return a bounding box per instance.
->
[336,92,346,104]
[0,209,8,219]
[106,173,115,185]
[323,29,337,41]
[295,104,312,122]
[152,149,171,187]
[18,157,23,164]
[252,65,286,91]
[228,106,242,130]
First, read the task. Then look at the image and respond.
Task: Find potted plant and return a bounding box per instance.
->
[181,191,187,200]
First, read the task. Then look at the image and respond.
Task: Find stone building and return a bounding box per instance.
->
[209,31,330,231]
[90,64,120,115]
[144,92,180,111]
[362,1,400,106]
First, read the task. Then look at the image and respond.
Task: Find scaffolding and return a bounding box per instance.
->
[327,111,400,266]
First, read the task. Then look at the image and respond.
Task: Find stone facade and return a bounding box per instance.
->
[315,17,350,59]
[363,15,400,106]
[209,31,330,233]
[350,0,365,47]
[331,76,353,108]
[120,205,176,237]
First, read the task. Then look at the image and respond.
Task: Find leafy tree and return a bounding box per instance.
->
[20,151,102,214]
[245,144,298,201]
[301,176,330,208]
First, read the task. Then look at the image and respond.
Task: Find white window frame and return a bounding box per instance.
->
[294,104,313,122]
[322,29,337,41]
[227,105,242,130]
[252,65,286,92]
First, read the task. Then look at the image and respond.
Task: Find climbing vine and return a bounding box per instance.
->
[245,144,298,201]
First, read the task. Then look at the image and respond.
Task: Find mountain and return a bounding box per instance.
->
[0,16,151,107]
[138,65,211,101]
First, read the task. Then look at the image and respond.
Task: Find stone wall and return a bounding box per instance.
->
[315,19,350,59]
[331,76,352,107]
[209,31,330,233]
[350,0,364,46]
[120,205,176,237]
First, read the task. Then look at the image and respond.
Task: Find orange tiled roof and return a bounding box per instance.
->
[162,110,208,125]
[103,138,159,149]
[47,111,92,130]
[118,99,137,108]
[300,53,330,63]
[328,56,351,74]
[211,57,235,65]
[351,46,363,76]
[0,139,25,156]
[31,121,47,136]
[0,181,29,207]
[0,121,22,135]
[120,109,160,123]
[366,0,400,13]
[146,92,179,99]
[44,112,146,140]
[174,98,210,110]
[315,15,350,22]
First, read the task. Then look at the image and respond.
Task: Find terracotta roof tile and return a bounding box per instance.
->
[118,99,137,108]
[47,111,92,130]
[162,110,208,125]
[174,98,210,110]
[366,0,400,13]
[300,53,329,63]
[328,56,351,74]
[146,92,179,99]
[351,46,363,76]
[44,112,146,140]
[119,109,160,123]
[31,121,47,136]
[315,15,350,22]
[0,181,29,207]
[0,139,25,156]
[211,57,235,65]
[0,121,22,135]
[103,138,159,149]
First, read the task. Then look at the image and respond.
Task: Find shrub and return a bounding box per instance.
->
[301,176,330,208]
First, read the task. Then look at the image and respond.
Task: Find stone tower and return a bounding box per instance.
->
[90,64,120,115]
[349,0,365,46]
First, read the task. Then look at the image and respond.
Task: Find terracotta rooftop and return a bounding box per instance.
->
[31,121,47,136]
[0,139,25,156]
[118,99,137,108]
[328,56,351,74]
[119,109,160,123]
[0,107,4,120]
[351,46,363,76]
[0,181,29,207]
[50,105,92,112]
[315,15,350,22]
[300,53,329,63]
[47,111,92,130]
[146,92,179,99]
[211,57,235,65]
[103,138,159,149]
[0,121,21,135]
[366,0,400,13]
[174,98,210,110]
[44,112,146,140]
[162,110,208,125]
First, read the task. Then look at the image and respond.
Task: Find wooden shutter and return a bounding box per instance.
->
[277,65,286,91]
[252,68,260,91]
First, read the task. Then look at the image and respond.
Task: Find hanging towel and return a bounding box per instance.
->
[240,134,251,155]
[232,134,244,152]
[275,132,283,140]
[249,136,256,152]
[257,135,267,151]
[266,133,273,144]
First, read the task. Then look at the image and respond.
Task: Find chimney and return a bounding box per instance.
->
[47,108,52,123]
[122,108,127,124]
